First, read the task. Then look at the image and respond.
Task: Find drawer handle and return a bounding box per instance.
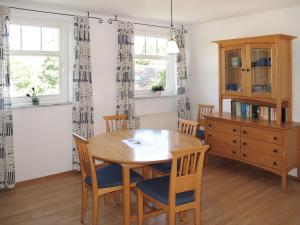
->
[232,151,236,154]
[233,128,236,132]
[242,130,247,134]
[242,153,246,157]
[242,142,247,146]
[273,149,278,153]
[208,124,212,127]
[273,162,277,166]
[208,134,212,137]
[233,140,237,143]
[273,136,277,141]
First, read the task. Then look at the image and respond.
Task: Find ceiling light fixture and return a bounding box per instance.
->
[166,0,180,54]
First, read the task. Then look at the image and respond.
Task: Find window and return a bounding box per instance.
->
[9,16,70,106]
[134,32,176,97]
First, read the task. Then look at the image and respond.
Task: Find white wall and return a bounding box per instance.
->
[188,6,300,122]
[13,105,73,181]
[12,11,177,182]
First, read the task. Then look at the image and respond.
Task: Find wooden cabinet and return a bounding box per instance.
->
[209,34,300,192]
[214,34,296,125]
[205,114,300,192]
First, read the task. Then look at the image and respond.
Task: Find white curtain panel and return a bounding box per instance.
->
[175,29,192,120]
[116,21,135,129]
[0,6,15,189]
[72,16,94,170]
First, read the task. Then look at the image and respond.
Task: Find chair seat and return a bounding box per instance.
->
[150,162,172,174]
[85,164,143,188]
[196,129,205,140]
[137,176,194,206]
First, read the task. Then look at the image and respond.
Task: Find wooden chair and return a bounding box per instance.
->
[178,118,199,136]
[137,146,209,225]
[102,114,127,133]
[73,133,143,225]
[102,114,128,204]
[150,119,199,176]
[196,104,214,140]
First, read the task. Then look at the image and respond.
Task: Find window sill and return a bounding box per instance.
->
[135,92,177,99]
[12,101,72,110]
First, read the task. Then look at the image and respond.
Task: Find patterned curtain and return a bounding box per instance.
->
[72,16,94,170]
[116,21,135,129]
[175,29,192,120]
[0,6,15,189]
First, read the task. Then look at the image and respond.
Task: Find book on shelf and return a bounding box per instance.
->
[231,100,287,122]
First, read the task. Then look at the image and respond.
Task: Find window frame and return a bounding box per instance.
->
[9,14,71,107]
[134,30,176,98]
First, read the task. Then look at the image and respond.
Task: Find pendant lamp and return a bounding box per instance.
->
[166,0,180,54]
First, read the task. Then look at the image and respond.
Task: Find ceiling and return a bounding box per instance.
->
[7,0,300,24]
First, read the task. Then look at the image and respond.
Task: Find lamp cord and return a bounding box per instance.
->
[171,0,173,28]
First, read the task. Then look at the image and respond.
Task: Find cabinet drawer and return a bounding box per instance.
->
[207,130,240,147]
[207,120,240,135]
[208,141,240,159]
[241,126,282,144]
[241,149,282,170]
[241,137,282,156]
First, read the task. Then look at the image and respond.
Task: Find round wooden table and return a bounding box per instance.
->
[88,129,203,225]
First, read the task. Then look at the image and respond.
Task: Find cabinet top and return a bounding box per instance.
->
[212,34,297,45]
[205,113,300,130]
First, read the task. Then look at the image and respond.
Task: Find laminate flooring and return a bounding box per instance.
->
[1,158,300,225]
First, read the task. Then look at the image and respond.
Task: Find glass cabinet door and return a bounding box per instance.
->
[223,47,245,95]
[249,44,274,98]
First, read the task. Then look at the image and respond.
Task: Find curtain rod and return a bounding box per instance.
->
[9,7,104,23]
[108,15,188,33]
[9,7,187,33]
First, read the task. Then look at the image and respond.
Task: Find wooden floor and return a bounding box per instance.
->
[1,158,300,225]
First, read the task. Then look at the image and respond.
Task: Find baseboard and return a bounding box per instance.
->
[15,170,80,188]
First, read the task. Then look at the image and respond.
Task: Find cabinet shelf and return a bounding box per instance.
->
[251,66,271,69]
[221,94,289,108]
[226,66,242,69]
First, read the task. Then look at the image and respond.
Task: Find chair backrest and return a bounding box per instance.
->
[169,146,209,205]
[73,133,98,191]
[197,104,214,126]
[102,114,128,133]
[178,119,199,136]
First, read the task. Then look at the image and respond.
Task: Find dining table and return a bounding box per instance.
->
[87,128,203,225]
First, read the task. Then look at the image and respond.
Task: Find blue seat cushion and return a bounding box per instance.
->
[150,162,172,174]
[85,163,143,188]
[137,176,194,206]
[196,129,205,140]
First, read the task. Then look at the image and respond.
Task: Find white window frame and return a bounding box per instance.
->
[134,30,176,98]
[10,13,71,107]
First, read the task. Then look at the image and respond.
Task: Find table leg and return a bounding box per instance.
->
[298,127,300,181]
[122,165,131,225]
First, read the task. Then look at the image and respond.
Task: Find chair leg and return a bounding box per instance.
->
[204,154,209,166]
[92,194,99,225]
[194,208,201,225]
[137,189,144,225]
[81,184,88,223]
[168,210,176,225]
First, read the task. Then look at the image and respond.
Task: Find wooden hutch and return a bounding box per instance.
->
[205,34,300,191]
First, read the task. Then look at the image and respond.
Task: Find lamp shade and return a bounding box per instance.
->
[166,38,179,54]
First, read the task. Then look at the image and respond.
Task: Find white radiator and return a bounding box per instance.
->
[136,112,178,131]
